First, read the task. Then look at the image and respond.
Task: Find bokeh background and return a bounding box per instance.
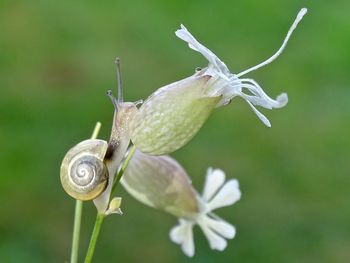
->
[1,0,349,262]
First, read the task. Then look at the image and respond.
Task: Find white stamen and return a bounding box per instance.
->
[236,8,307,77]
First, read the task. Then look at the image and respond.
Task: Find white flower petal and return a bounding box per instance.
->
[175,24,230,78]
[170,220,187,244]
[198,220,227,251]
[202,168,226,202]
[169,219,195,257]
[201,215,236,239]
[206,179,241,212]
[181,225,195,257]
[246,100,271,127]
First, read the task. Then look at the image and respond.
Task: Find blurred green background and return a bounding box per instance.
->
[1,0,349,262]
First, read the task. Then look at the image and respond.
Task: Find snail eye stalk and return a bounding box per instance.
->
[108,57,125,111]
[107,90,119,111]
[115,57,123,103]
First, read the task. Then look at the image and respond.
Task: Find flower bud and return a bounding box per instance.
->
[129,75,221,155]
[122,150,199,218]
[105,197,123,215]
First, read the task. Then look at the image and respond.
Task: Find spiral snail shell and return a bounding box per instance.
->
[60,139,109,201]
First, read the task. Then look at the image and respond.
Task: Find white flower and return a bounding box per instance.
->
[169,168,241,257]
[175,8,307,127]
[122,150,241,257]
[129,8,307,156]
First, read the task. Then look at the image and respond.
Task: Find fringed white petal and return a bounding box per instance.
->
[198,219,227,251]
[200,215,236,239]
[206,179,241,212]
[175,24,230,79]
[170,220,187,244]
[181,224,195,257]
[202,168,226,202]
[169,219,195,257]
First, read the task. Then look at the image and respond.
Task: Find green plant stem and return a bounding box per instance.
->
[82,144,136,263]
[110,145,137,198]
[90,122,102,141]
[70,122,102,263]
[70,200,83,263]
[84,214,105,263]
[82,145,136,263]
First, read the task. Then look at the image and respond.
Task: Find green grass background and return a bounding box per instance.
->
[1,0,349,262]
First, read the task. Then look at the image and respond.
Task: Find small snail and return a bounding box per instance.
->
[93,59,139,211]
[60,58,139,205]
[60,139,109,200]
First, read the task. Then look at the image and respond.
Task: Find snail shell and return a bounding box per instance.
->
[60,139,109,201]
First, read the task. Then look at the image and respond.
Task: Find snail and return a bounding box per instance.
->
[60,58,139,204]
[60,139,109,200]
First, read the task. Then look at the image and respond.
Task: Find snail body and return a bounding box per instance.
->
[93,101,138,212]
[60,139,109,201]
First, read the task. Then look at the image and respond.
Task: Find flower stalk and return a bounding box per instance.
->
[84,213,105,263]
[70,200,83,263]
[82,145,137,262]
